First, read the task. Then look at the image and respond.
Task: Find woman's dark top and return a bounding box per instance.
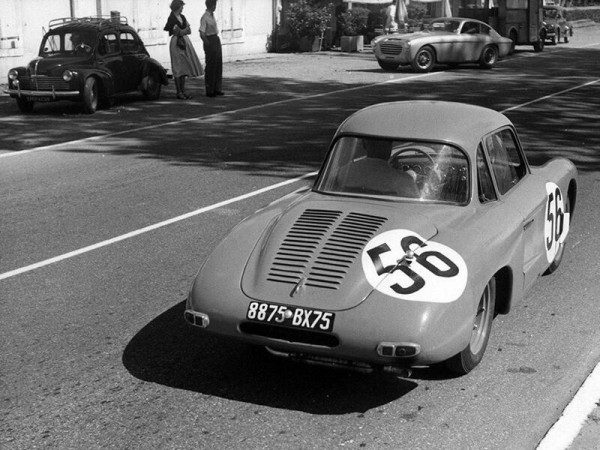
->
[163,12,188,36]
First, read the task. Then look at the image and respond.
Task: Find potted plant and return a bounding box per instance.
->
[287,0,333,52]
[338,6,370,52]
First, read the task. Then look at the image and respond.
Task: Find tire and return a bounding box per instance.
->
[479,45,498,69]
[564,33,569,43]
[16,97,34,113]
[378,60,399,71]
[555,30,560,44]
[445,278,496,375]
[543,194,570,275]
[411,46,435,73]
[551,34,557,45]
[83,77,98,114]
[142,72,162,100]
[533,36,545,52]
[509,30,518,54]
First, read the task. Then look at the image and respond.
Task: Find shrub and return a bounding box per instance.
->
[338,6,371,36]
[287,0,333,38]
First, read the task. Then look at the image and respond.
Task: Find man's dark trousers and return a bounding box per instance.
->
[204,35,222,95]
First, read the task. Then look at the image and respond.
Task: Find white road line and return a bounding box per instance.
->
[537,362,600,450]
[0,72,438,159]
[0,171,317,281]
[501,79,600,113]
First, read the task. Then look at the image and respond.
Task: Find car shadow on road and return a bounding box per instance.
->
[122,300,418,414]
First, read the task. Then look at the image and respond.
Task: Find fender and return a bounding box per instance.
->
[78,68,115,98]
[142,58,169,85]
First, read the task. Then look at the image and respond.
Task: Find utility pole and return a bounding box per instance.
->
[97,0,102,17]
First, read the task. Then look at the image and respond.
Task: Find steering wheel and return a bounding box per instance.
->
[389,147,441,196]
[74,43,92,54]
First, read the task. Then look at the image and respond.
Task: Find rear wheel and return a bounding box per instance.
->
[479,45,498,69]
[16,97,34,113]
[378,60,399,71]
[533,35,545,52]
[445,278,496,375]
[509,30,518,54]
[411,46,435,73]
[555,29,561,44]
[83,77,98,114]
[142,72,162,100]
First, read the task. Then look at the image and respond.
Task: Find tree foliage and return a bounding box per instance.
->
[287,0,333,38]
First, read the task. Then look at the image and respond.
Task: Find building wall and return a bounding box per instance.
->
[0,0,274,76]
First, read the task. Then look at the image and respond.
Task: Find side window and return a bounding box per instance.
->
[477,145,497,203]
[101,33,119,54]
[461,22,480,34]
[484,129,527,195]
[480,24,491,35]
[120,32,140,52]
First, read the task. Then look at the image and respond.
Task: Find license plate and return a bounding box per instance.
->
[246,301,335,332]
[26,96,53,102]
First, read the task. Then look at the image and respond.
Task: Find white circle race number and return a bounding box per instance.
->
[362,229,468,303]
[545,182,569,263]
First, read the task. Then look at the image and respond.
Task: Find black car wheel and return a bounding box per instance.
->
[564,32,569,43]
[83,77,99,114]
[479,45,498,69]
[16,97,34,113]
[411,46,435,73]
[556,29,561,44]
[142,72,162,100]
[378,60,399,71]
[534,35,545,52]
[445,277,496,375]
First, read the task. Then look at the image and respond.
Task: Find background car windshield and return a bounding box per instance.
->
[41,31,95,56]
[316,137,469,204]
[426,20,461,33]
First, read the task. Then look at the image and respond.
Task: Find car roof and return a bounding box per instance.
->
[333,101,512,153]
[48,20,135,34]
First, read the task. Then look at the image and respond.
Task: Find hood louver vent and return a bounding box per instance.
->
[267,209,387,291]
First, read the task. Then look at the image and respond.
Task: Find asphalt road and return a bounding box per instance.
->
[2,28,600,449]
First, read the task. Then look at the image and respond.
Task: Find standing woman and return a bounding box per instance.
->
[164,0,203,99]
[199,0,223,97]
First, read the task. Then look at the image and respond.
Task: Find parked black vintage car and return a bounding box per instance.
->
[542,5,574,45]
[4,16,168,114]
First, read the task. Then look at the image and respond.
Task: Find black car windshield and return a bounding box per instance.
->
[424,19,461,33]
[315,136,470,204]
[41,31,96,56]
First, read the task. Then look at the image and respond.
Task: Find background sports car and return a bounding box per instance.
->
[186,101,577,376]
[372,18,513,72]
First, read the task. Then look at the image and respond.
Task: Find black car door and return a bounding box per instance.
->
[119,31,144,91]
[98,32,127,94]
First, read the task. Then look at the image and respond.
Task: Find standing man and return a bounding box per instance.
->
[199,0,223,97]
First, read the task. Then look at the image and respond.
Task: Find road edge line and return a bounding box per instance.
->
[537,362,600,450]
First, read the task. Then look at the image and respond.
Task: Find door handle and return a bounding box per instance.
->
[523,218,534,230]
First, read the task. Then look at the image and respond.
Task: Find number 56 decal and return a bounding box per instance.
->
[361,229,468,303]
[545,182,570,264]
